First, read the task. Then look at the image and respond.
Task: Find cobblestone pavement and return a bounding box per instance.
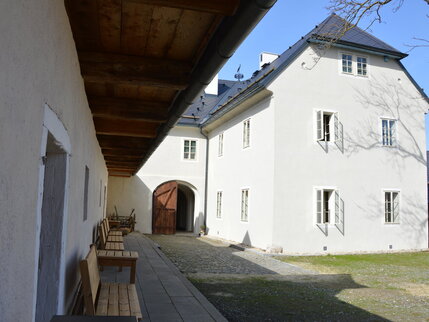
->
[146,234,314,276]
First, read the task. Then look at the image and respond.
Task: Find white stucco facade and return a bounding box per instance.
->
[107,126,207,234]
[109,42,428,255]
[269,45,428,253]
[0,1,108,320]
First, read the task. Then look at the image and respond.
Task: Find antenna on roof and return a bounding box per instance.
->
[234,64,244,81]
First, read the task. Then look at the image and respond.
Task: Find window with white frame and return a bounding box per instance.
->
[357,56,367,76]
[315,188,344,230]
[342,54,352,73]
[243,119,250,148]
[316,110,342,146]
[183,139,197,160]
[241,189,249,221]
[382,119,396,146]
[218,133,224,157]
[216,191,222,218]
[385,191,399,223]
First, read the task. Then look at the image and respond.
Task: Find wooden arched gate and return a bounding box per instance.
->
[152,181,178,234]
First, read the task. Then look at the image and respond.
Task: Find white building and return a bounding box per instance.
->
[108,14,429,254]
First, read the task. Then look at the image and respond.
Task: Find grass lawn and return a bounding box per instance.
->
[190,252,429,321]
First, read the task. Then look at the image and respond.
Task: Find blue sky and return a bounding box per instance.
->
[219,0,429,149]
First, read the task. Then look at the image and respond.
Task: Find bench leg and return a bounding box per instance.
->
[130,263,136,284]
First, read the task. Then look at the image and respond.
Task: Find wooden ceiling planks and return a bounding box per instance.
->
[65,0,240,175]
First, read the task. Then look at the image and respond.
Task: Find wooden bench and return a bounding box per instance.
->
[97,250,139,283]
[80,245,142,319]
[104,218,122,237]
[99,224,124,251]
[102,220,124,243]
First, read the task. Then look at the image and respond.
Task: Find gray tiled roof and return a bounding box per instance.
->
[178,14,417,127]
[313,14,403,55]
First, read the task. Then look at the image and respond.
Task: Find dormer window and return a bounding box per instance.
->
[342,54,352,73]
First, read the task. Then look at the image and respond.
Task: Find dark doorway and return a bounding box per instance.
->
[176,184,195,232]
[35,133,67,322]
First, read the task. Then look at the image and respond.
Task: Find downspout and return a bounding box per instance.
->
[199,127,209,234]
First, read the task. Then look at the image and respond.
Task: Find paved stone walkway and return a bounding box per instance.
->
[100,233,227,322]
[147,234,314,276]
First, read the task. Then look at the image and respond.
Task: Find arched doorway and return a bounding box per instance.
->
[176,184,194,232]
[152,181,195,234]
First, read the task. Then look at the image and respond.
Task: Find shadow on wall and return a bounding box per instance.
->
[242,231,252,246]
[356,191,428,249]
[107,176,152,233]
[345,76,427,166]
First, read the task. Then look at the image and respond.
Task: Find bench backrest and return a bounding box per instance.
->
[103,218,110,235]
[105,217,111,232]
[98,224,107,249]
[80,245,100,315]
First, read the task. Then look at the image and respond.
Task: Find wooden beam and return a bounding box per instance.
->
[94,117,159,138]
[97,135,152,150]
[106,162,140,167]
[80,55,190,89]
[105,155,142,162]
[102,149,146,157]
[125,0,240,16]
[107,167,136,172]
[88,96,169,122]
[79,52,192,74]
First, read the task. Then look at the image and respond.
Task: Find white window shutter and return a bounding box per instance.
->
[316,110,323,141]
[334,113,339,142]
[335,190,340,224]
[335,190,345,234]
[334,113,344,151]
[393,192,399,223]
[390,120,396,146]
[316,189,322,224]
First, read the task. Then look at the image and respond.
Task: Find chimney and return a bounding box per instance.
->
[259,52,279,68]
[205,74,218,96]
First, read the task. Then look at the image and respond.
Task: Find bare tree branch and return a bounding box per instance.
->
[327,0,428,52]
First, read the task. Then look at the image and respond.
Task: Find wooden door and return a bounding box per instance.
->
[152,181,178,234]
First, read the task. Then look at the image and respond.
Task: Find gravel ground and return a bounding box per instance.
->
[147,234,312,276]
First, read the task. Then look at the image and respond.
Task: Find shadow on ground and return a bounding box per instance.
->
[190,274,388,322]
[148,234,390,321]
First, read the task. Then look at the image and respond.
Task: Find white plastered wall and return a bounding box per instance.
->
[205,95,276,250]
[0,1,108,320]
[107,126,206,234]
[269,45,428,254]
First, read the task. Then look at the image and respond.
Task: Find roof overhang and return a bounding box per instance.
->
[65,0,276,176]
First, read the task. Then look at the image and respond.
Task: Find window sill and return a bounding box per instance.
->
[384,222,400,225]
